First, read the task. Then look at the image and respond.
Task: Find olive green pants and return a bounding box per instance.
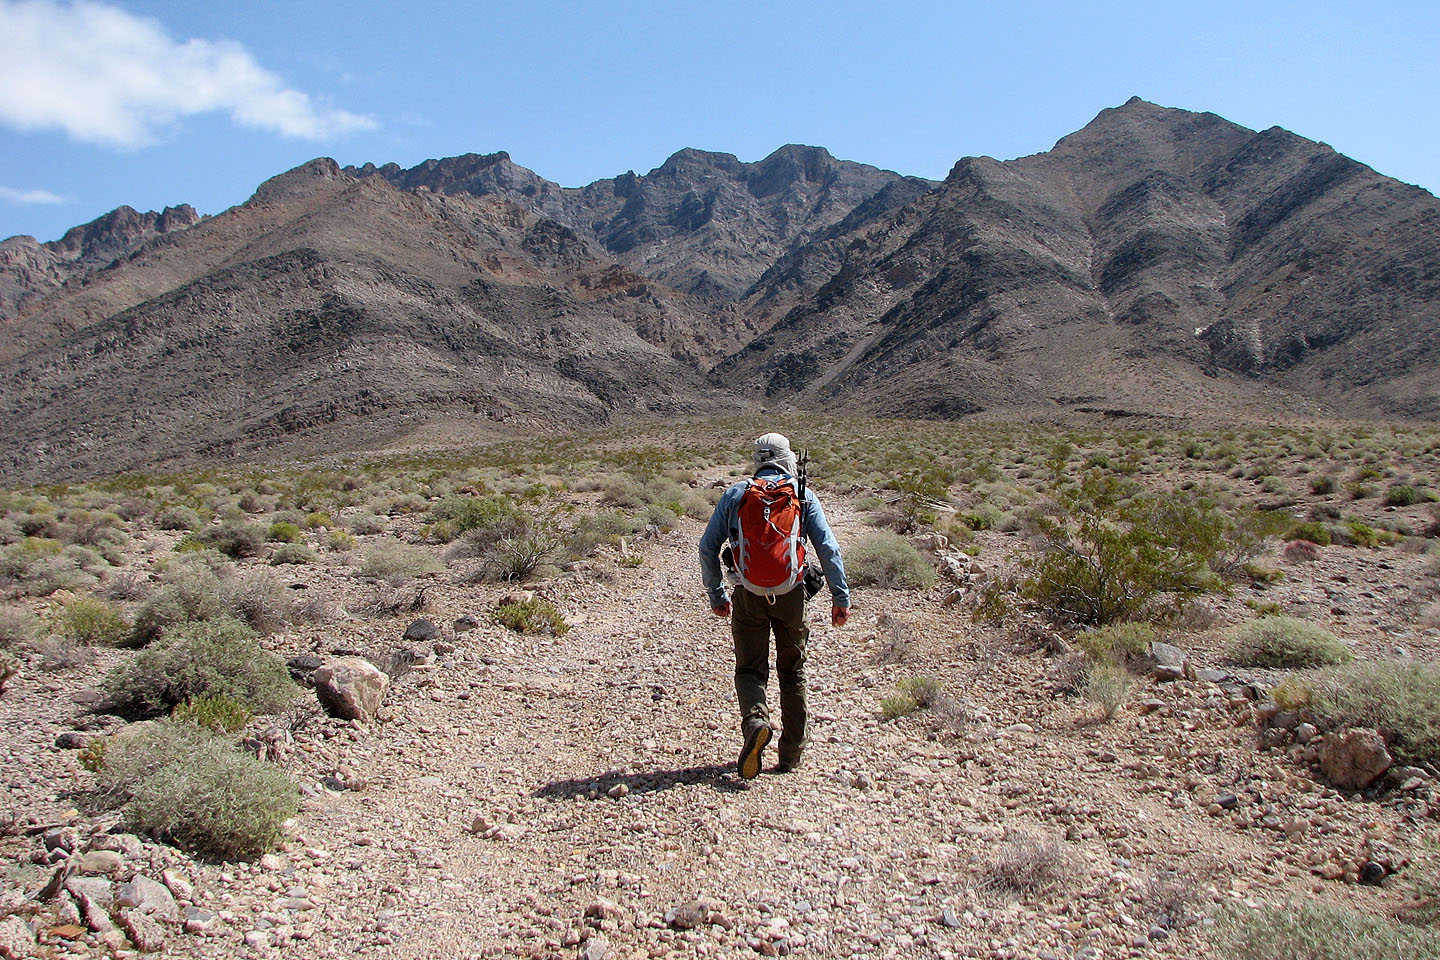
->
[732,585,808,762]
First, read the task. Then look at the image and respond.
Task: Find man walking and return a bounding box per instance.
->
[699,433,850,779]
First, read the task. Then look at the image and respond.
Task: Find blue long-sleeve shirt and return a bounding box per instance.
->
[698,467,850,609]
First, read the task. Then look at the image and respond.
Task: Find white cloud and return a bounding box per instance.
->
[0,185,70,204]
[0,0,377,147]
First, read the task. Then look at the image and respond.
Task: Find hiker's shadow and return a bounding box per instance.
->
[533,763,744,800]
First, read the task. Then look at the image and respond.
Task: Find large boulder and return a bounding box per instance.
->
[312,658,389,721]
[1318,727,1392,790]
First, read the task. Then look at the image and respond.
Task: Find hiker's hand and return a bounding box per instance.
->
[832,605,850,627]
[713,601,732,618]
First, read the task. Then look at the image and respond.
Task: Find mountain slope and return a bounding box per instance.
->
[0,161,725,482]
[716,98,1440,419]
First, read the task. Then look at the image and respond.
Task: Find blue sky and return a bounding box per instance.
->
[1,0,1436,242]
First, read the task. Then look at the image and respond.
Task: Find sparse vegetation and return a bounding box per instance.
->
[103,616,295,719]
[846,531,937,590]
[1226,615,1352,668]
[88,721,297,860]
[359,541,443,583]
[983,830,1085,899]
[492,596,568,636]
[1214,900,1440,960]
[52,594,130,646]
[1307,663,1440,766]
[1082,661,1133,720]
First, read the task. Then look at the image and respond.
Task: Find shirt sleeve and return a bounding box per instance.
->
[698,483,743,608]
[803,490,850,607]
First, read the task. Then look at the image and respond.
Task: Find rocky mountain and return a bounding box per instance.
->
[0,160,729,482]
[0,203,199,321]
[348,144,929,305]
[3,98,1438,483]
[718,98,1440,420]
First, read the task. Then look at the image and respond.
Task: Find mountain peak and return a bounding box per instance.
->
[248,158,348,206]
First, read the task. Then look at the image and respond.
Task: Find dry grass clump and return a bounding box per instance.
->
[1081,661,1133,721]
[358,541,443,584]
[1307,663,1440,766]
[1214,899,1440,960]
[86,720,297,860]
[846,531,937,590]
[1226,615,1352,668]
[982,830,1085,900]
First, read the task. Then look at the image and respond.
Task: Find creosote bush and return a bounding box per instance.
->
[846,531,937,590]
[1226,615,1352,668]
[491,596,568,636]
[103,616,295,719]
[89,721,297,860]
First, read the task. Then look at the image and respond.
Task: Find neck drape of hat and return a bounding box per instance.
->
[753,432,798,477]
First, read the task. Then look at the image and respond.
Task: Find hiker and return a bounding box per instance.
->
[699,432,850,779]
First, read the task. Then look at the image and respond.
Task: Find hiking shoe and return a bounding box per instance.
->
[738,719,772,780]
[775,754,803,774]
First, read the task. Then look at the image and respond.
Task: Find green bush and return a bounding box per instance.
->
[90,721,296,861]
[1310,474,1336,495]
[897,675,944,708]
[359,541,443,583]
[129,559,298,643]
[568,511,640,558]
[1386,485,1421,507]
[1214,899,1440,960]
[1308,663,1440,766]
[428,495,527,544]
[103,616,295,719]
[347,513,387,535]
[1287,521,1333,546]
[1007,485,1227,627]
[156,506,203,532]
[180,521,266,558]
[171,693,253,732]
[267,521,303,543]
[53,595,129,646]
[880,692,918,719]
[304,512,333,529]
[1226,616,1352,668]
[492,597,568,636]
[268,543,314,565]
[1076,622,1156,666]
[846,531,937,590]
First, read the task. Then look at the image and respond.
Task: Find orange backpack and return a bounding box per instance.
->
[734,475,807,598]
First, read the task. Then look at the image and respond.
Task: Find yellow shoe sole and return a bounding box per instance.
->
[738,724,772,780]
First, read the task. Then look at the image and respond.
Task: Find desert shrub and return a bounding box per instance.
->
[1003,484,1227,627]
[599,477,646,510]
[328,530,357,552]
[266,521,302,543]
[1282,539,1323,562]
[1082,662,1133,720]
[304,512,333,529]
[347,513,387,535]
[103,616,295,719]
[1271,675,1314,711]
[130,559,231,645]
[1214,899,1440,960]
[897,675,944,708]
[1310,474,1336,495]
[854,494,884,512]
[1340,521,1379,548]
[642,501,681,531]
[227,572,299,634]
[881,692,918,719]
[181,521,266,559]
[0,606,39,649]
[0,537,104,595]
[1226,616,1352,668]
[90,721,296,860]
[429,495,528,545]
[983,830,1085,899]
[846,531,936,590]
[1386,485,1422,507]
[569,511,641,557]
[156,506,203,532]
[53,595,129,646]
[359,541,443,584]
[1308,663,1440,766]
[268,543,314,565]
[1077,622,1156,667]
[171,693,253,732]
[491,596,568,636]
[1287,520,1333,546]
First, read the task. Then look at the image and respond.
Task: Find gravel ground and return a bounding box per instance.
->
[2,489,1438,959]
